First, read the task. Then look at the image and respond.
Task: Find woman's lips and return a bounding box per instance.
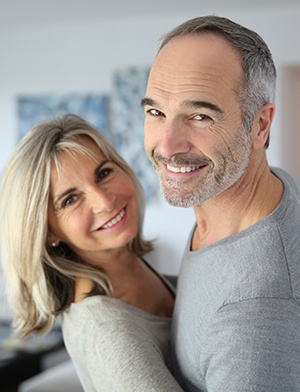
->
[99,208,126,230]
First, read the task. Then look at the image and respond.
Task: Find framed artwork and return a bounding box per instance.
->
[111,66,159,201]
[17,66,159,202]
[18,93,110,139]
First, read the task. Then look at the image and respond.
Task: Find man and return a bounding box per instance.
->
[142,15,300,392]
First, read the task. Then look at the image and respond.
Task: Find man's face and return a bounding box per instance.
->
[142,33,253,208]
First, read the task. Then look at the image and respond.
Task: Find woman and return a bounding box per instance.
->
[0,114,183,391]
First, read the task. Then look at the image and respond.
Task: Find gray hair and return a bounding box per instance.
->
[0,114,153,337]
[159,15,277,148]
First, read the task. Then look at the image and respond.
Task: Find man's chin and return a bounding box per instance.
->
[162,188,198,208]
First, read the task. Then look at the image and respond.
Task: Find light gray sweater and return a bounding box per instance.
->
[172,167,300,391]
[62,294,183,391]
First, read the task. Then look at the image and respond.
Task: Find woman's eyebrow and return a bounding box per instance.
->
[93,159,109,178]
[52,159,110,205]
[53,187,77,206]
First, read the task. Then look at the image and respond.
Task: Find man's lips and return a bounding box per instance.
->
[98,208,126,230]
[152,151,209,174]
[166,164,204,173]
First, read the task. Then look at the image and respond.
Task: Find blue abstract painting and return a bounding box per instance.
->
[17,67,159,201]
[18,93,110,140]
[111,67,159,201]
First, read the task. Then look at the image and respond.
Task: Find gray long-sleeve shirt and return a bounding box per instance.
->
[172,167,300,391]
[62,294,183,391]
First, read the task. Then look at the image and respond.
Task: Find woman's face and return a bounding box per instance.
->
[48,140,139,265]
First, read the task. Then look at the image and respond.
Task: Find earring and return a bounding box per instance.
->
[52,242,57,247]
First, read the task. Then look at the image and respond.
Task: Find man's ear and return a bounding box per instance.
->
[252,103,275,150]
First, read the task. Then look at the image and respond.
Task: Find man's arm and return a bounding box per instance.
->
[203,298,300,391]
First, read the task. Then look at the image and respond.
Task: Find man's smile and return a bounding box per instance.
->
[167,164,204,173]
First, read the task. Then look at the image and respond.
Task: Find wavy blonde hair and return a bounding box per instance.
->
[0,114,153,337]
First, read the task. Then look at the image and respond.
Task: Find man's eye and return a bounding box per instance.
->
[194,114,210,121]
[148,108,162,116]
[97,168,113,182]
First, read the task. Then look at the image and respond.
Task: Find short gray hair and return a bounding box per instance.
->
[159,16,277,148]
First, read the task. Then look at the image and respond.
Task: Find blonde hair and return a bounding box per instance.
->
[0,114,153,337]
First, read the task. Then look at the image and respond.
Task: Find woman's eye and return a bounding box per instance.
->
[62,195,77,208]
[97,167,113,182]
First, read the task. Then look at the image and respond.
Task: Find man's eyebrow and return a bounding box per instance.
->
[182,100,223,114]
[141,97,222,115]
[141,97,157,108]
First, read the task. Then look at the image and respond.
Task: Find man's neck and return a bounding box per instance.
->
[191,162,283,251]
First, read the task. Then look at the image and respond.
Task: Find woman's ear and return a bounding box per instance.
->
[47,233,60,248]
[252,103,275,150]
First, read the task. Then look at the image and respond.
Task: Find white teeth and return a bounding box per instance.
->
[102,209,125,229]
[167,164,200,173]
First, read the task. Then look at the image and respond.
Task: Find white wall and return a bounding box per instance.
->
[0,3,300,287]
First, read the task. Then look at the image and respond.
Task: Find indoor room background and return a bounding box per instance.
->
[0,0,299,321]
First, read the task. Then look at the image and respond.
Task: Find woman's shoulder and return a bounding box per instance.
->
[63,295,172,326]
[63,295,128,325]
[62,295,172,356]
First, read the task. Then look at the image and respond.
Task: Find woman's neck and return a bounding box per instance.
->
[74,254,175,318]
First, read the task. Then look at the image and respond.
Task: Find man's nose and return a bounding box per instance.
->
[156,120,192,158]
[90,187,116,214]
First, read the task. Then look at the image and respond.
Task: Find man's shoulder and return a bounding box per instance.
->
[271,166,300,190]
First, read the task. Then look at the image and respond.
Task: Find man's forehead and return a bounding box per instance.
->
[155,33,240,68]
[147,33,242,96]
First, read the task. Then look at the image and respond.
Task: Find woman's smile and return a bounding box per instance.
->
[98,207,126,231]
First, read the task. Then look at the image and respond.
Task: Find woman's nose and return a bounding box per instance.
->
[90,187,116,214]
